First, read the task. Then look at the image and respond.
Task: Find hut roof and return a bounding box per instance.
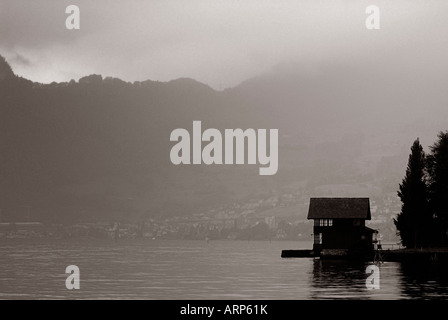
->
[307,198,371,220]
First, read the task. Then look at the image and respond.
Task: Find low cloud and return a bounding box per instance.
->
[0,0,447,89]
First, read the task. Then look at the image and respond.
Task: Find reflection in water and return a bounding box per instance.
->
[399,261,448,299]
[0,239,448,299]
[310,259,373,299]
[310,258,448,300]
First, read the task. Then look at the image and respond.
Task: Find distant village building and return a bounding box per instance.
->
[0,222,44,238]
[308,198,378,258]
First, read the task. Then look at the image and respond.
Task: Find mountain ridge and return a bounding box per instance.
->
[0,55,15,81]
[0,54,447,223]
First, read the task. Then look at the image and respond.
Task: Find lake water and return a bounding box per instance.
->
[0,239,448,300]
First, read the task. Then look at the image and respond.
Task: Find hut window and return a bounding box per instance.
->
[319,219,333,226]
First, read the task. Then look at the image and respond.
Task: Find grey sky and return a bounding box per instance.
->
[1,0,447,89]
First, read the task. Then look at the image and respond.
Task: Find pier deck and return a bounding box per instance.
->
[281,247,448,262]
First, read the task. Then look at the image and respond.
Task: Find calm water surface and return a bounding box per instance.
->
[0,239,447,300]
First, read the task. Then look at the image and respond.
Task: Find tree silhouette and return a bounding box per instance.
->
[427,131,448,246]
[394,138,431,248]
[0,55,14,80]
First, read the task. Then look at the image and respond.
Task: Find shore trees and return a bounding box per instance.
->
[394,139,430,248]
[395,132,448,248]
[427,131,448,246]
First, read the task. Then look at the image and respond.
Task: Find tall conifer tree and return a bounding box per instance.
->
[427,131,448,246]
[394,138,430,248]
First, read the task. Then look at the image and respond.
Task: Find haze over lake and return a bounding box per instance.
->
[1,0,448,301]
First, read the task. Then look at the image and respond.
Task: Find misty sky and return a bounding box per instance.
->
[1,0,447,89]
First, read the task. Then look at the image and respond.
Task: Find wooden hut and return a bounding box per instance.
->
[308,198,378,258]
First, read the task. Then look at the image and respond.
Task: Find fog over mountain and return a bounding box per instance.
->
[0,54,447,223]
